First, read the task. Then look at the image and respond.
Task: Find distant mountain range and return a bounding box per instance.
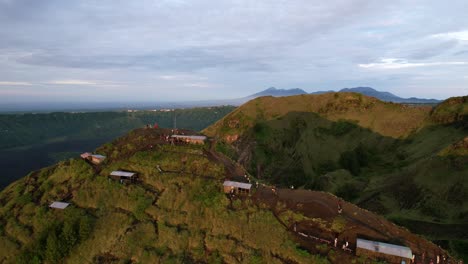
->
[246,86,441,104]
[0,87,441,113]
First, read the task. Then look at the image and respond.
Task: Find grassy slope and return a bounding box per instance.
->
[204,94,468,260]
[0,129,329,264]
[203,92,431,139]
[0,106,235,189]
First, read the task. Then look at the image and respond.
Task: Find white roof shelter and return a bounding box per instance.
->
[171,135,207,140]
[110,171,136,178]
[49,201,70,209]
[357,238,412,259]
[223,181,252,190]
[91,154,106,159]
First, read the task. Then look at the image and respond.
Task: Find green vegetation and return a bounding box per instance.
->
[1,94,467,262]
[204,94,468,260]
[0,106,235,150]
[0,129,329,263]
[0,106,235,189]
[203,92,431,139]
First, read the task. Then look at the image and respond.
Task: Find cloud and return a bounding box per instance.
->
[359,58,468,69]
[45,79,123,88]
[182,82,218,88]
[1,0,468,101]
[47,80,98,85]
[432,31,468,41]
[0,81,32,85]
[158,74,207,81]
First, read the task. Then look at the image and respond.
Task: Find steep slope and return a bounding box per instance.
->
[204,94,468,261]
[0,128,459,263]
[203,92,432,140]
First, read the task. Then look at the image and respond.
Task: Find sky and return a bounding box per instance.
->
[0,0,467,104]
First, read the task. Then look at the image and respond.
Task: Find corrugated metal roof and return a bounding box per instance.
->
[171,135,207,140]
[223,181,252,189]
[81,152,91,158]
[110,171,136,177]
[49,201,70,209]
[357,238,412,259]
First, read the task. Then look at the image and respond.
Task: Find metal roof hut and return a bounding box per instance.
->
[80,152,91,159]
[81,152,106,165]
[356,238,412,264]
[171,135,207,145]
[90,154,106,164]
[223,181,252,194]
[109,171,138,184]
[49,201,70,210]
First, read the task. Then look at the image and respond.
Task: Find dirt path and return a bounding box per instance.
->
[251,187,453,264]
[204,149,247,180]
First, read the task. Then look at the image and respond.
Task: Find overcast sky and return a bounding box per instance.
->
[0,0,467,103]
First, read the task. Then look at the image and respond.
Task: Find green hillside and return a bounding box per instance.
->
[0,106,235,189]
[0,106,235,150]
[0,129,331,264]
[1,128,459,264]
[1,94,467,263]
[203,92,431,140]
[205,94,468,260]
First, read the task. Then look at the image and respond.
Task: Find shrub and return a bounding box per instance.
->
[329,120,357,136]
[331,216,346,233]
[335,182,360,201]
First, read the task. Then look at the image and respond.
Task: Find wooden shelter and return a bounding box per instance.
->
[171,135,207,144]
[109,171,138,183]
[223,181,252,194]
[356,238,412,264]
[81,152,106,165]
[49,201,70,210]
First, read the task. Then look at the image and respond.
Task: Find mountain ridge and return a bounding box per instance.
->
[248,86,441,104]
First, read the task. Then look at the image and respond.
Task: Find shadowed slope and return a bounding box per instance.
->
[203,92,432,140]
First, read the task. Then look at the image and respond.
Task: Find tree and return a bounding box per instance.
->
[61,220,78,252]
[339,151,360,176]
[45,230,61,262]
[79,215,93,241]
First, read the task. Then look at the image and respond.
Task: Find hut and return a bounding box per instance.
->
[109,171,138,183]
[90,154,106,164]
[81,152,106,165]
[80,152,91,159]
[171,135,207,144]
[223,181,252,194]
[356,238,412,264]
[49,201,70,210]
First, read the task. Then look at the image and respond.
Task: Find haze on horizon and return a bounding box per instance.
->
[0,0,467,104]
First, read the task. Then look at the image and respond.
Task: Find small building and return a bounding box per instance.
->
[81,152,92,159]
[223,181,252,194]
[90,154,106,164]
[109,171,138,183]
[81,152,106,165]
[49,201,70,210]
[171,135,207,144]
[356,238,412,264]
